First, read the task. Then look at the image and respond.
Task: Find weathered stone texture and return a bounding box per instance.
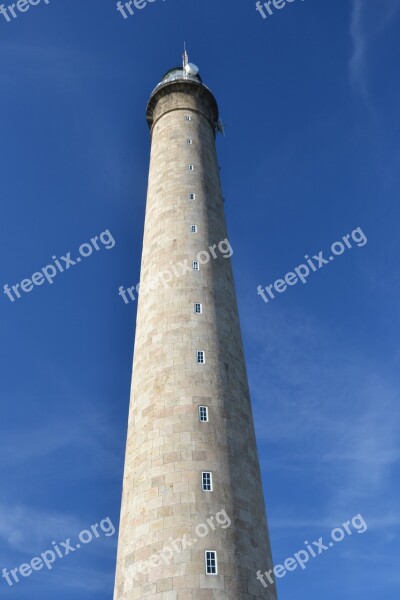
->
[114,72,277,599]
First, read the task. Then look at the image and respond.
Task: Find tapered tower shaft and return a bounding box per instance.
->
[114,59,277,599]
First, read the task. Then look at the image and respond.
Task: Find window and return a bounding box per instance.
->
[189,193,196,200]
[187,138,193,144]
[202,472,213,491]
[194,302,202,314]
[197,350,205,364]
[191,225,197,233]
[192,261,199,271]
[188,164,194,171]
[185,115,192,121]
[205,551,217,575]
[199,406,208,422]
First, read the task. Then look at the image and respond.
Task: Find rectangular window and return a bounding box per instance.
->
[197,350,205,364]
[185,115,192,121]
[205,551,217,575]
[188,164,194,171]
[192,261,199,271]
[194,302,202,314]
[189,193,196,200]
[202,472,213,491]
[187,138,193,144]
[191,225,197,233]
[199,406,208,422]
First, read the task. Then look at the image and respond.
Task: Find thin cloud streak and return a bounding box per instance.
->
[349,0,400,109]
[244,305,400,529]
[0,504,81,554]
[349,0,369,102]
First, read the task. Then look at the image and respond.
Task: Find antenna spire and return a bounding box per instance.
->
[183,42,189,70]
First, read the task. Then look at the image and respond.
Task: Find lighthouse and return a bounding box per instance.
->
[113,51,277,599]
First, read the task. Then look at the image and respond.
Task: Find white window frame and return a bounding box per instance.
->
[202,471,213,492]
[189,192,196,200]
[197,350,205,364]
[192,261,199,271]
[191,225,197,233]
[194,302,202,314]
[205,551,218,575]
[187,138,193,144]
[188,164,194,171]
[199,405,209,422]
[185,115,192,121]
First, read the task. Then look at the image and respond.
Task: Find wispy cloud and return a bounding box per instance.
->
[0,405,121,474]
[244,305,400,529]
[349,0,400,107]
[0,504,116,595]
[0,504,81,555]
[349,0,369,102]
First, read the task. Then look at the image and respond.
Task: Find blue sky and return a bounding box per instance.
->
[0,0,399,598]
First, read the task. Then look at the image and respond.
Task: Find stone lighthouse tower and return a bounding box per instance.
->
[113,52,277,600]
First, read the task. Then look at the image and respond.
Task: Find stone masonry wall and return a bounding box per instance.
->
[113,79,277,600]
